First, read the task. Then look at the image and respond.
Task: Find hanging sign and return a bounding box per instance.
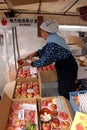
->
[0,18,37,27]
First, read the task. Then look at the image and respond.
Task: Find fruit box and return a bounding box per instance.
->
[38,96,74,130]
[69,90,87,113]
[13,73,42,99]
[16,67,39,82]
[0,93,39,130]
[39,70,57,83]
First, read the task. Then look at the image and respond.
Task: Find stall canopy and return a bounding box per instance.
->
[0,0,87,26]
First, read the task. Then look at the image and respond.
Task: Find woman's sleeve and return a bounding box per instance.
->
[32,43,58,67]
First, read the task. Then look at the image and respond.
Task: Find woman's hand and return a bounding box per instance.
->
[21,52,37,60]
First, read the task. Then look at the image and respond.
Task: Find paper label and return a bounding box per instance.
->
[23,103,36,111]
[27,89,34,93]
[30,67,37,74]
[18,109,24,120]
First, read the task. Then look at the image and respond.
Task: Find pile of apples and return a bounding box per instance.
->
[14,81,40,98]
[16,68,37,79]
[38,64,56,72]
[6,101,37,130]
[39,98,71,130]
[72,95,80,107]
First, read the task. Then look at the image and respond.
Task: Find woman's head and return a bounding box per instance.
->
[40,19,58,40]
[40,19,58,33]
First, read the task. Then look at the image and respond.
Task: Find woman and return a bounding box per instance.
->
[21,19,78,100]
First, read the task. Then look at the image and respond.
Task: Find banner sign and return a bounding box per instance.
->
[0,18,37,27]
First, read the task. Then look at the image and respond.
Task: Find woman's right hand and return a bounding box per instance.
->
[26,52,37,60]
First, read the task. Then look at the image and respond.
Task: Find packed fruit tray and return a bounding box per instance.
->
[6,100,38,130]
[69,90,87,113]
[13,80,41,99]
[16,67,38,82]
[38,96,72,130]
[38,64,56,72]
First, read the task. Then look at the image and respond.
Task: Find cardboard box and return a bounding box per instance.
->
[13,77,42,99]
[68,44,82,56]
[2,81,16,98]
[39,70,57,83]
[0,93,38,130]
[38,96,74,130]
[3,73,42,99]
[77,66,87,79]
[68,36,83,48]
[16,67,38,82]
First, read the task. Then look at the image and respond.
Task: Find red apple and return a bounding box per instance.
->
[28,111,35,118]
[50,104,57,111]
[12,118,20,127]
[41,100,48,107]
[18,59,24,65]
[59,112,68,120]
[52,118,60,128]
[52,110,58,117]
[7,126,14,130]
[47,99,52,105]
[60,121,71,129]
[42,122,51,130]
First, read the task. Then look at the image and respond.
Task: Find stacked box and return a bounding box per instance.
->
[38,96,73,130]
[0,93,39,130]
[16,67,38,82]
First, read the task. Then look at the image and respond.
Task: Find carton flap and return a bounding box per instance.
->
[0,93,11,130]
[2,81,16,98]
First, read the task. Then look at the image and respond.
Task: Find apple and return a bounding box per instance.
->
[33,82,38,86]
[42,122,51,130]
[12,102,19,110]
[14,93,21,99]
[20,90,27,95]
[7,126,14,130]
[52,118,60,128]
[27,93,33,98]
[18,59,24,65]
[7,120,12,127]
[52,110,58,117]
[47,99,52,105]
[60,121,71,129]
[28,111,35,118]
[50,104,57,111]
[73,95,78,100]
[41,100,48,107]
[20,94,27,98]
[27,84,33,89]
[33,86,39,91]
[59,112,68,120]
[12,118,20,127]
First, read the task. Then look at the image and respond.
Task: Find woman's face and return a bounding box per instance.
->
[40,29,49,40]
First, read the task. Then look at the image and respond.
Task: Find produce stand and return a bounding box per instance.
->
[0,64,76,130]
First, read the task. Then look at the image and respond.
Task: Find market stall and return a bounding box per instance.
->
[0,0,87,130]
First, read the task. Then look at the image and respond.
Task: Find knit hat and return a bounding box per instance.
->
[40,20,58,33]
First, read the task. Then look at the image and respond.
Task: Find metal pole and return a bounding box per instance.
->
[14,27,20,59]
[12,27,17,71]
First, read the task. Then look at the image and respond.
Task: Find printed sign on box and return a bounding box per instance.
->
[70,111,87,130]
